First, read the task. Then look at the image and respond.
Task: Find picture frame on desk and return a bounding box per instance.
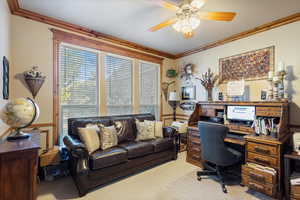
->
[261,90,267,100]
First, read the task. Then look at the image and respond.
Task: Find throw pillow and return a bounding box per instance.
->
[113,119,135,142]
[135,119,155,141]
[85,123,100,132]
[145,120,164,138]
[99,124,118,150]
[78,127,101,154]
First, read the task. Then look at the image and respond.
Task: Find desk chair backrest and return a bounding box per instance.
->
[198,121,238,166]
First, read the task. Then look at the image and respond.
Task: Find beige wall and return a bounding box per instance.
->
[10,15,176,138]
[176,21,300,125]
[0,1,11,136]
[10,14,300,139]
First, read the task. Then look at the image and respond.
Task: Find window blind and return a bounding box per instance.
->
[139,62,160,119]
[105,55,133,115]
[59,44,99,144]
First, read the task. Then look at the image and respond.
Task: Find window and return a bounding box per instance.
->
[105,54,133,115]
[57,43,161,144]
[140,62,160,119]
[59,44,99,143]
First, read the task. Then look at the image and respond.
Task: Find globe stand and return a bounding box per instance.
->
[7,129,30,141]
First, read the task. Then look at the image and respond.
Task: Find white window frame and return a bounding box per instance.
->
[139,60,161,119]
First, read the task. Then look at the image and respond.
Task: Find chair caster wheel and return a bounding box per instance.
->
[222,186,227,193]
[197,176,202,181]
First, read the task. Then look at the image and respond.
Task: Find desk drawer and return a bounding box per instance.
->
[248,142,278,156]
[187,149,201,161]
[188,130,200,138]
[291,185,300,196]
[242,173,277,197]
[247,152,278,168]
[242,165,276,184]
[256,107,281,117]
[187,141,201,152]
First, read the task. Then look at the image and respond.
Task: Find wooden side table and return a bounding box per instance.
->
[0,133,40,200]
[284,152,300,200]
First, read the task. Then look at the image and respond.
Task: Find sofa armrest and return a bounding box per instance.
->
[63,135,90,196]
[163,126,177,138]
[63,135,89,159]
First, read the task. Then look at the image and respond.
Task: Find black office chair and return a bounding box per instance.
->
[197,121,242,193]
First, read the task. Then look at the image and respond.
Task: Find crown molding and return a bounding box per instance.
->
[175,12,300,58]
[7,0,176,59]
[7,0,300,60]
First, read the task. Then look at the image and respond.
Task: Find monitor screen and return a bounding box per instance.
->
[227,106,255,121]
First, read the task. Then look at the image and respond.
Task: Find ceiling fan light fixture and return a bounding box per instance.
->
[190,0,205,9]
[172,16,200,37]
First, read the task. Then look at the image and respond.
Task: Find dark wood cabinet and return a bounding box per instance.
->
[0,134,40,200]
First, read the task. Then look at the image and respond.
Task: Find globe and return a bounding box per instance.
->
[1,98,40,140]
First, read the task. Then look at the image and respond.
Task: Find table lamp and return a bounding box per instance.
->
[168,91,180,121]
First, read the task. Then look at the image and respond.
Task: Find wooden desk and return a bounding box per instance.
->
[0,133,40,200]
[186,101,291,199]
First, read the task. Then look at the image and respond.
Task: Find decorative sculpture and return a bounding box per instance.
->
[24,66,46,99]
[180,63,194,81]
[196,68,218,101]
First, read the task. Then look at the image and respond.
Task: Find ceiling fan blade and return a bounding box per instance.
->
[198,11,236,21]
[149,18,177,32]
[148,0,179,11]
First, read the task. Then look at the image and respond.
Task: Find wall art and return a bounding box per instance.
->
[2,56,9,100]
[219,46,274,83]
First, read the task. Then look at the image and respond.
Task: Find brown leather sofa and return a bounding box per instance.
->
[64,113,178,197]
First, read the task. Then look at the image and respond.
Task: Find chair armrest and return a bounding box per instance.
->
[163,126,177,138]
[63,135,89,159]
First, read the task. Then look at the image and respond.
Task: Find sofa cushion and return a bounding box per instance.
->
[113,118,136,143]
[89,147,127,170]
[99,125,118,150]
[149,138,174,153]
[119,141,154,159]
[135,120,155,141]
[78,127,101,154]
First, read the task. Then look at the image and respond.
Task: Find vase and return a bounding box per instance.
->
[207,88,213,101]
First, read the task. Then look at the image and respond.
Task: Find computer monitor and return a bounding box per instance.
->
[227,106,255,121]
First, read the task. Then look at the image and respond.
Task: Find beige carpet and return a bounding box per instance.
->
[37,153,273,200]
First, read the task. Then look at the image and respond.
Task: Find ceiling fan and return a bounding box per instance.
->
[148,0,236,38]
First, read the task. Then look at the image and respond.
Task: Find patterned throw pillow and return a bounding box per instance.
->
[98,124,118,150]
[135,119,155,141]
[78,127,101,154]
[113,119,135,143]
[145,120,164,138]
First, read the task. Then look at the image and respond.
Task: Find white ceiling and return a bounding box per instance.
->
[19,0,300,55]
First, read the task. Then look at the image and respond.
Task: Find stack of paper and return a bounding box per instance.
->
[290,172,300,185]
[246,162,277,176]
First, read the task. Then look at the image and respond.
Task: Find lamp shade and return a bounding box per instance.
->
[169,91,179,101]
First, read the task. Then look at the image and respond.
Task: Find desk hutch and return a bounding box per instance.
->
[187,101,291,199]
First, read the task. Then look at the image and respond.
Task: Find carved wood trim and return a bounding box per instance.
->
[6,0,175,59]
[7,0,300,59]
[175,12,300,58]
[53,39,59,145]
[51,29,164,64]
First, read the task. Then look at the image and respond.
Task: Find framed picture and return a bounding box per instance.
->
[261,90,267,100]
[181,86,196,100]
[219,46,274,83]
[2,56,9,100]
